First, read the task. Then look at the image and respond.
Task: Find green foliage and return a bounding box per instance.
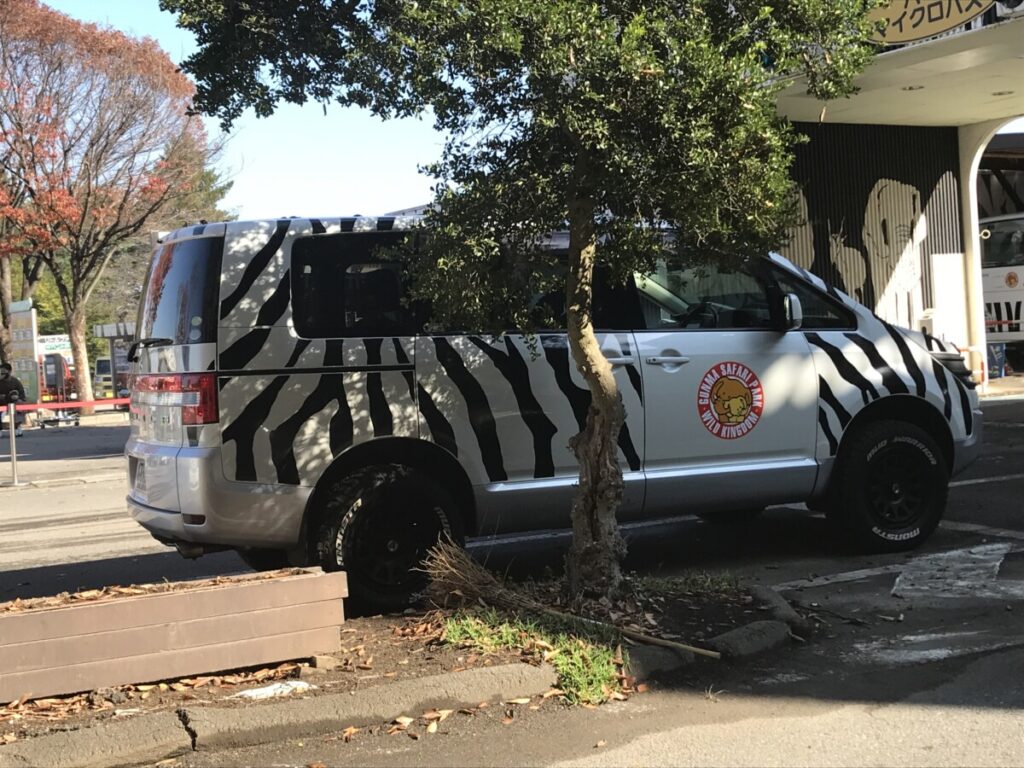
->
[444,609,622,705]
[166,0,879,332]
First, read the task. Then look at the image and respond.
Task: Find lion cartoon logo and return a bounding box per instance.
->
[698,362,765,439]
[711,376,753,425]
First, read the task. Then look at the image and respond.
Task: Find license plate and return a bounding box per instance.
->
[134,461,147,495]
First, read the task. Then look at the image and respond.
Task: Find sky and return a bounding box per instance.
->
[43,1,1024,223]
[44,0,443,221]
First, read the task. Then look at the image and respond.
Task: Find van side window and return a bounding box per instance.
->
[636,260,774,330]
[291,232,417,338]
[770,270,856,330]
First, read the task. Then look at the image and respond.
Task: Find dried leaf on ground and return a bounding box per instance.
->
[393,716,415,727]
[427,721,438,734]
[341,726,360,742]
[507,697,531,705]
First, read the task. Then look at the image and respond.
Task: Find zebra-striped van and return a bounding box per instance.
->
[126,216,983,609]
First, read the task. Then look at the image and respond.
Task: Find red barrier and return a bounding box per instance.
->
[8,398,130,412]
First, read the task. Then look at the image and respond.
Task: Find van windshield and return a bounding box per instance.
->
[981,218,1024,269]
[137,236,224,345]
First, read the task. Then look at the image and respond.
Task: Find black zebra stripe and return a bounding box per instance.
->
[469,336,558,479]
[364,339,394,438]
[541,335,641,472]
[220,220,290,321]
[818,377,852,428]
[844,333,909,395]
[806,333,879,406]
[393,337,458,456]
[930,358,953,419]
[881,323,926,398]
[270,374,352,484]
[221,339,311,481]
[218,329,271,375]
[434,337,507,482]
[417,383,459,457]
[817,406,839,456]
[254,271,291,327]
[949,370,974,435]
[311,219,327,234]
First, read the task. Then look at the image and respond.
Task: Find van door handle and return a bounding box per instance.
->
[603,356,634,366]
[646,356,691,366]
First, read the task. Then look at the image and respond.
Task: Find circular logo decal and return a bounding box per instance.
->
[1006,272,1019,289]
[697,362,765,439]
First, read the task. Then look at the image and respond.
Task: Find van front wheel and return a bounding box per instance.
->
[827,420,948,553]
[314,465,463,613]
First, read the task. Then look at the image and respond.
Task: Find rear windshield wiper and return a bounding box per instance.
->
[127,337,174,362]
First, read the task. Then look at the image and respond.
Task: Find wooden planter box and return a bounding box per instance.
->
[0,568,347,702]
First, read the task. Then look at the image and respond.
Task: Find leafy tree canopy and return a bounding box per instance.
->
[164,0,879,595]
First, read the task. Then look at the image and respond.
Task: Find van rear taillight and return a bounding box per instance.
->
[132,373,219,424]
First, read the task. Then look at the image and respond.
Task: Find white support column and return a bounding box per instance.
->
[958,119,1015,389]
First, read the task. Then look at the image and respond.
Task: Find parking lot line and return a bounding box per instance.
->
[939,520,1024,542]
[950,473,1024,488]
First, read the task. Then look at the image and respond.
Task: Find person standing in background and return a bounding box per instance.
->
[0,363,27,437]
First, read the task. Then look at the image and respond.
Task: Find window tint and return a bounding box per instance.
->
[292,232,417,338]
[636,260,774,330]
[981,219,1024,269]
[772,271,856,330]
[137,236,224,345]
[530,259,643,331]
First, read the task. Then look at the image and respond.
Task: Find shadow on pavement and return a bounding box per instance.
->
[1,550,246,602]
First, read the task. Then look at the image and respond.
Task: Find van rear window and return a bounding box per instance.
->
[138,236,224,345]
[291,232,419,338]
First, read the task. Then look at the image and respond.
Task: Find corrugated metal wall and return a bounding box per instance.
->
[782,123,962,329]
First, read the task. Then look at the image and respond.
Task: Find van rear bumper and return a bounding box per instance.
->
[127,444,311,549]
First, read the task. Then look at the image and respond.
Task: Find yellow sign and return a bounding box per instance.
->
[870,0,995,45]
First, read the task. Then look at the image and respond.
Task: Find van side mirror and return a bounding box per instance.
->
[783,293,803,331]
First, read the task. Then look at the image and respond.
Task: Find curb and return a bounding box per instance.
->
[0,663,557,768]
[628,589,807,678]
[749,586,812,635]
[0,473,125,492]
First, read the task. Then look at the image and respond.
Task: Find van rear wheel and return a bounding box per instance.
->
[314,465,463,613]
[827,420,948,552]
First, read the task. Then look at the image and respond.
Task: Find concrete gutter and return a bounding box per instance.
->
[0,663,557,768]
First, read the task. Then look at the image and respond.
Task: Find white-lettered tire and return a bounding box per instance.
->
[827,420,948,552]
[313,465,464,613]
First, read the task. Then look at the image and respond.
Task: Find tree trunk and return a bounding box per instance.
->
[67,304,95,414]
[0,258,12,364]
[563,188,627,599]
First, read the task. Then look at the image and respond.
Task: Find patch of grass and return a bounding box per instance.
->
[443,610,622,705]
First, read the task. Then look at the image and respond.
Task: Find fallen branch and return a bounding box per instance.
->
[424,541,721,660]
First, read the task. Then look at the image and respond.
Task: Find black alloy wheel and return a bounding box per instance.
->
[827,419,948,553]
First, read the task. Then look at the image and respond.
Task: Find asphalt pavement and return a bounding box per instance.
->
[2,396,1023,765]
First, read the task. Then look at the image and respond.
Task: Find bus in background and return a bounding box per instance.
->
[980,213,1024,372]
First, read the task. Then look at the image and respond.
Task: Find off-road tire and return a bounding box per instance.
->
[237,548,291,571]
[827,420,948,553]
[313,465,464,613]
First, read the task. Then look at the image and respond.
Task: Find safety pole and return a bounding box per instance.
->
[5,402,23,487]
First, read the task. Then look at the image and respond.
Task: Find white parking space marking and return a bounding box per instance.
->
[941,520,1024,542]
[846,630,1023,666]
[949,473,1024,488]
[777,541,1024,598]
[891,543,1023,599]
